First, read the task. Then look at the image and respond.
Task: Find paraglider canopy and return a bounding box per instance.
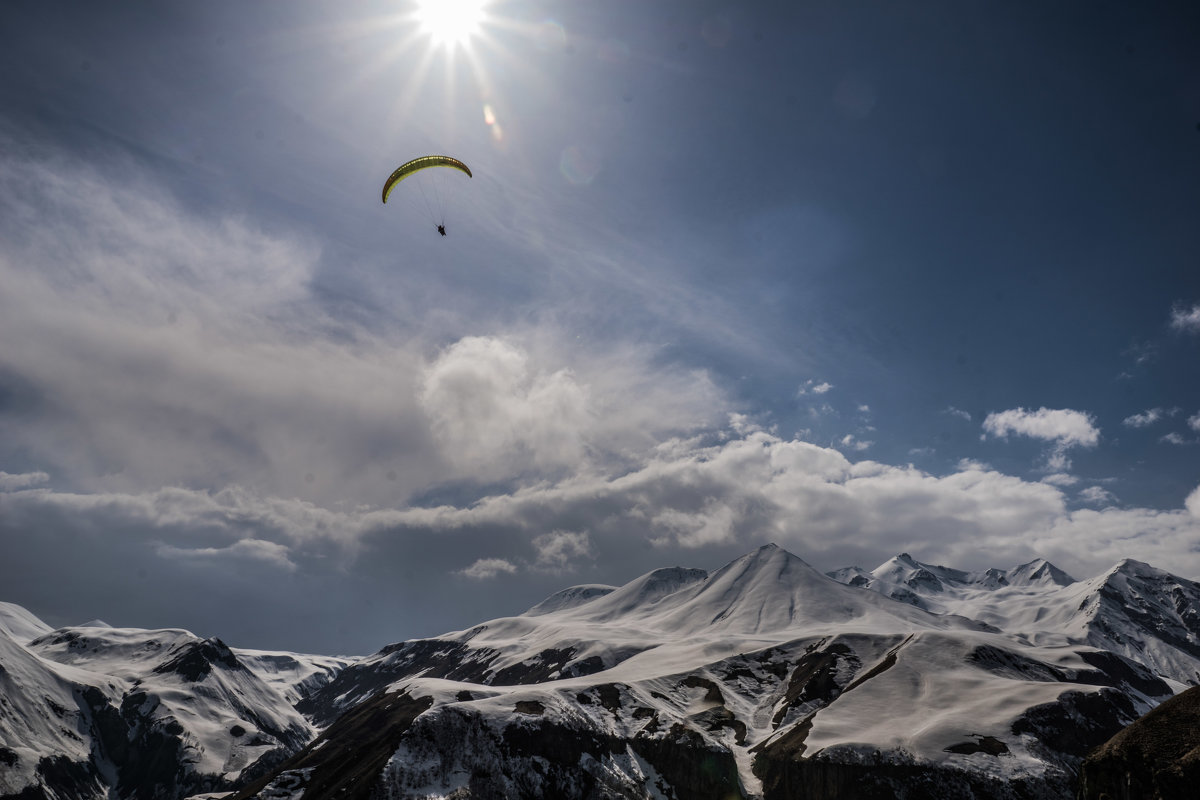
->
[381,155,473,204]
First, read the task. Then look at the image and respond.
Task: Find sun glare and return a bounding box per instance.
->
[416,0,487,47]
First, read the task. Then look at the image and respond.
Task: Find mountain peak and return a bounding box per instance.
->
[524,584,617,616]
[0,601,52,643]
[1009,558,1074,586]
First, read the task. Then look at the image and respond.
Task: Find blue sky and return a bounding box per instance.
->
[1,0,1198,654]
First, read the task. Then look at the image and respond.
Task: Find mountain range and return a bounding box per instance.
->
[3,543,1199,799]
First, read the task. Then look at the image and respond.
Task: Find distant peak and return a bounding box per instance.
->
[1104,558,1160,581]
[524,584,616,616]
[1010,558,1074,586]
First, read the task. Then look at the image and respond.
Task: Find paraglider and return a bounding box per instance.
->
[381,155,473,203]
[382,156,472,236]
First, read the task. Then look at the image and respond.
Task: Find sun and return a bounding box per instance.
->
[415,0,488,47]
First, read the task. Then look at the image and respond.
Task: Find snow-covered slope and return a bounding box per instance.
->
[299,546,989,727]
[269,545,1177,800]
[233,649,353,708]
[827,553,1200,686]
[0,625,117,798]
[29,624,315,781]
[0,601,53,643]
[8,543,1200,800]
[1072,558,1200,686]
[0,616,335,800]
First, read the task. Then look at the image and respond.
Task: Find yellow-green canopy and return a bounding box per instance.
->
[381,155,473,203]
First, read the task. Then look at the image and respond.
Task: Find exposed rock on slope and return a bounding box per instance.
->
[7,543,1200,799]
[251,545,1175,800]
[1,619,321,800]
[1078,685,1200,800]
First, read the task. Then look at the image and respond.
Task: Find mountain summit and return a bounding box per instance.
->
[4,544,1199,800]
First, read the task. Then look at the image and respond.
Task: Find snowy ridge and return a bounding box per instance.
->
[271,544,1190,800]
[0,625,119,798]
[523,584,617,616]
[0,620,327,800]
[233,649,353,708]
[7,543,1200,800]
[0,600,53,644]
[826,552,1200,686]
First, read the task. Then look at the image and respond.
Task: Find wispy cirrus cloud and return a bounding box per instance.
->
[0,136,726,510]
[1122,408,1169,428]
[156,538,298,572]
[1169,303,1200,334]
[458,558,519,580]
[797,379,833,396]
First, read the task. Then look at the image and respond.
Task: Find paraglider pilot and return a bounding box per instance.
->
[437,224,447,237]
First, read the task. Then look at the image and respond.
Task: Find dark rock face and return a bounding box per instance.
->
[1011,689,1141,761]
[390,706,744,800]
[298,639,632,727]
[152,637,245,682]
[230,690,434,800]
[1078,685,1200,800]
[753,754,1057,800]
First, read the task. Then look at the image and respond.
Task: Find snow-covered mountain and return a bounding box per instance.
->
[247,545,1180,800]
[0,608,348,800]
[826,552,1200,687]
[0,601,53,643]
[5,543,1200,800]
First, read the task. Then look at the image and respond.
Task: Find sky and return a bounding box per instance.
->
[1,0,1198,655]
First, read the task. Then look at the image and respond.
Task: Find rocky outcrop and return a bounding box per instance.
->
[230,690,434,800]
[1078,685,1200,800]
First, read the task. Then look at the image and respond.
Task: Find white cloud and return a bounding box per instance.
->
[1078,486,1115,506]
[0,141,727,509]
[1187,485,1200,517]
[839,434,873,451]
[0,470,49,491]
[1189,412,1200,433]
[458,558,519,580]
[420,336,590,477]
[1170,303,1200,333]
[808,403,835,418]
[983,407,1100,447]
[532,530,593,573]
[6,426,1200,591]
[1123,408,1164,428]
[156,538,298,572]
[944,406,972,422]
[1161,432,1194,446]
[798,379,833,396]
[1041,473,1079,487]
[982,407,1100,472]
